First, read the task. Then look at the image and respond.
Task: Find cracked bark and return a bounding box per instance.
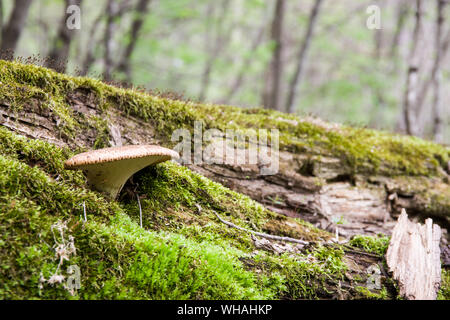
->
[386,209,441,300]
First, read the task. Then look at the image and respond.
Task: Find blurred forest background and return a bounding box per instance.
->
[0,0,449,143]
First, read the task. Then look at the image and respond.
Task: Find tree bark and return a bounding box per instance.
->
[386,209,441,300]
[79,12,103,76]
[390,1,408,58]
[403,0,423,136]
[262,0,285,110]
[0,0,4,40]
[0,0,33,57]
[373,0,384,60]
[45,0,83,73]
[117,0,152,83]
[431,0,446,143]
[103,0,118,82]
[285,0,323,114]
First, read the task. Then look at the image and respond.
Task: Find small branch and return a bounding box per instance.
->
[341,245,382,259]
[80,201,87,223]
[213,211,308,245]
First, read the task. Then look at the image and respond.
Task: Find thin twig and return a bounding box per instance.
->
[83,201,87,223]
[137,193,142,228]
[340,244,382,258]
[213,211,308,245]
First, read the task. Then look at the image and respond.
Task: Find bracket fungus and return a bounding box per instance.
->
[64,145,179,199]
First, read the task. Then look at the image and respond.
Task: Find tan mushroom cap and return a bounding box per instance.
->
[64,145,179,198]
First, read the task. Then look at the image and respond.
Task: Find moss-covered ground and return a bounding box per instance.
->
[0,125,362,299]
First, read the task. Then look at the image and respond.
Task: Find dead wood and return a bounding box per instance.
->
[386,209,441,300]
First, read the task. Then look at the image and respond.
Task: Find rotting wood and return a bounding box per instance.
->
[385,209,441,300]
[213,211,309,245]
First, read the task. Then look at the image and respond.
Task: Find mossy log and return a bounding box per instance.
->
[0,60,449,298]
[1,62,449,242]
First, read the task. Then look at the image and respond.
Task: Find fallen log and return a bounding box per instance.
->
[386,209,442,300]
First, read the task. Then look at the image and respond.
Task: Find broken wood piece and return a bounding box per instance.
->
[385,209,441,300]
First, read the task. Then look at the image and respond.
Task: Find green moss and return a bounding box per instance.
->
[349,235,390,256]
[0,126,85,185]
[88,115,111,149]
[312,245,348,276]
[0,125,333,299]
[121,160,330,251]
[438,269,450,300]
[108,213,283,299]
[0,153,282,299]
[244,245,348,300]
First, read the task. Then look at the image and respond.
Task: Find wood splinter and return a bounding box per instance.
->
[385,209,442,300]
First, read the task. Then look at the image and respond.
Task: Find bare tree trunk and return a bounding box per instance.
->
[79,12,103,76]
[414,27,450,127]
[223,22,266,103]
[0,0,4,40]
[103,0,133,81]
[285,0,322,114]
[117,0,152,83]
[198,0,231,102]
[103,0,118,82]
[432,0,446,143]
[374,28,383,60]
[0,0,33,57]
[390,1,409,58]
[373,0,384,60]
[403,0,423,136]
[262,0,285,110]
[45,0,83,73]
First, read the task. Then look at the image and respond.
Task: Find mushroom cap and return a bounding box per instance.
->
[64,145,179,168]
[64,145,179,198]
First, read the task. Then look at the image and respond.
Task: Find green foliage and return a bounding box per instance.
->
[311,245,348,276]
[355,286,388,300]
[438,269,450,300]
[11,0,450,142]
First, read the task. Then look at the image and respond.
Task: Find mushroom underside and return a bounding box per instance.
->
[79,155,171,198]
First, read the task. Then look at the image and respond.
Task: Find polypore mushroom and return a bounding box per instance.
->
[64,145,179,199]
